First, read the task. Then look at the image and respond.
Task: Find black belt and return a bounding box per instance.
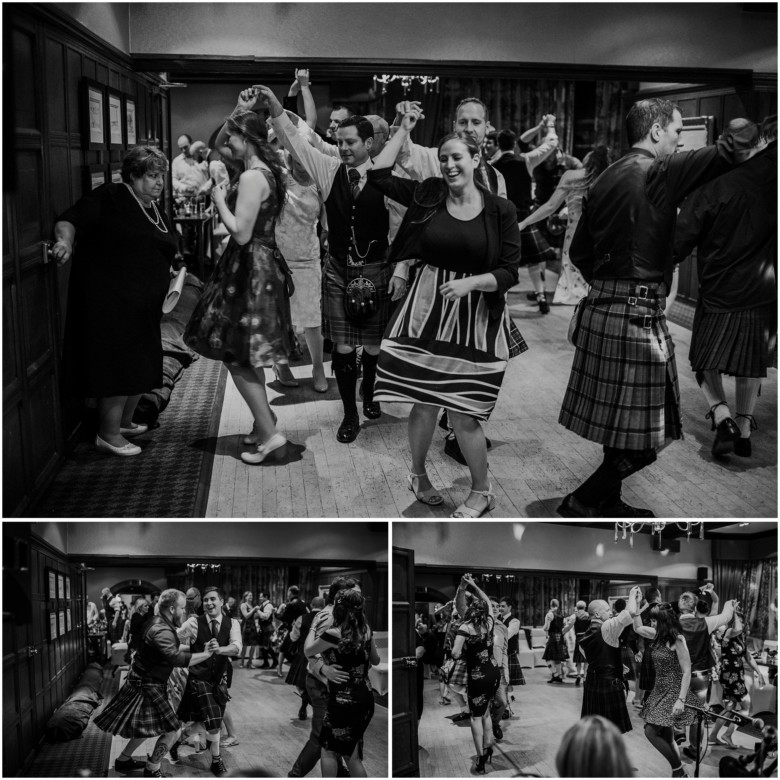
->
[589,284,663,329]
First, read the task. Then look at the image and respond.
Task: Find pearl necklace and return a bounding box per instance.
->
[124,183,169,233]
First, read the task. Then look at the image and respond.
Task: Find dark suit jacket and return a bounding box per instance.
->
[367,168,520,319]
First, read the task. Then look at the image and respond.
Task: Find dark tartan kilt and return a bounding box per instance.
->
[507,653,526,686]
[559,279,682,450]
[177,678,226,732]
[448,657,468,688]
[94,669,180,738]
[518,224,558,268]
[286,646,309,689]
[689,302,777,377]
[322,256,394,347]
[639,649,655,691]
[573,636,588,664]
[582,674,632,734]
[542,633,569,662]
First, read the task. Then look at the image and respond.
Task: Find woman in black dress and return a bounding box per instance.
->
[543,599,569,683]
[238,591,261,669]
[305,587,380,777]
[451,574,501,774]
[369,108,525,518]
[53,146,178,457]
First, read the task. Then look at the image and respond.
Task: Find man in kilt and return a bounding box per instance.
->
[260,85,409,444]
[94,589,215,777]
[558,97,754,518]
[579,586,641,734]
[489,596,510,741]
[176,586,242,778]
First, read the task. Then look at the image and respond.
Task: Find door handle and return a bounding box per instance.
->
[28,646,39,657]
[402,656,417,669]
[41,240,53,264]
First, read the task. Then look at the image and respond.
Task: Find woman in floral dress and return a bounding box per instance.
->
[452,575,500,774]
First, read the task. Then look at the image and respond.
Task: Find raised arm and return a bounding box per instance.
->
[213,88,262,163]
[462,574,491,612]
[517,172,572,231]
[294,69,318,129]
[373,106,424,170]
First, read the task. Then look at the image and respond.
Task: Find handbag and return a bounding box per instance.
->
[344,274,378,324]
[567,297,587,347]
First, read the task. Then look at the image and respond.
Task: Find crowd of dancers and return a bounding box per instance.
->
[51,66,777,518]
[417,574,775,777]
[93,578,379,777]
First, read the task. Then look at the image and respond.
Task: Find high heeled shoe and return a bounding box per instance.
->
[408,473,444,506]
[272,364,299,387]
[475,746,493,774]
[312,373,328,393]
[451,484,495,518]
[241,433,287,464]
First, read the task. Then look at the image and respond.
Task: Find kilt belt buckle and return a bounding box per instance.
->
[628,285,649,306]
[642,314,652,330]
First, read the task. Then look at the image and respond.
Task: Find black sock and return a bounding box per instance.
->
[361,351,379,404]
[574,460,622,507]
[332,350,358,418]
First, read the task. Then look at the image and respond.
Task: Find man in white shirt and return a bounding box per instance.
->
[172,133,211,197]
[176,586,242,778]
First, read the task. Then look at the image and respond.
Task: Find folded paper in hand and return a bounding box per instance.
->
[163,267,187,314]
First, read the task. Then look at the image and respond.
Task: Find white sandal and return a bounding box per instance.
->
[451,484,496,518]
[408,472,444,506]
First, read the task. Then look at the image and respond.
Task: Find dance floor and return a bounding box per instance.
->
[417,665,760,778]
[105,664,388,777]
[208,278,778,518]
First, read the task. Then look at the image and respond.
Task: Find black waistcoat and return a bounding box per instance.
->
[579,621,622,678]
[189,614,232,683]
[134,615,181,683]
[325,166,389,264]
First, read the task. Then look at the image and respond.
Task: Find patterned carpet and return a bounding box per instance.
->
[31,357,227,518]
[23,667,118,777]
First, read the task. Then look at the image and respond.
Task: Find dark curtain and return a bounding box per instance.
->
[429,77,577,154]
[594,80,626,155]
[377,79,444,149]
[712,558,777,640]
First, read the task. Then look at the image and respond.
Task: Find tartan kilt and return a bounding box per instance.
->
[542,633,569,662]
[94,669,180,738]
[507,653,526,686]
[518,224,557,268]
[582,674,632,734]
[448,657,468,688]
[559,279,682,450]
[322,256,394,347]
[177,677,226,732]
[689,302,777,377]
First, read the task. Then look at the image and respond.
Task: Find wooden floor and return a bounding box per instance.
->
[417,666,759,778]
[107,664,388,777]
[206,281,777,518]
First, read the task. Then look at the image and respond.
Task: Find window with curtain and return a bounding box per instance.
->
[713,557,777,640]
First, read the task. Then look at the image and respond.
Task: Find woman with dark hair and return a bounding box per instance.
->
[368,108,525,518]
[52,146,179,457]
[451,574,501,774]
[304,587,380,777]
[519,145,611,305]
[543,598,569,683]
[238,591,261,669]
[634,605,700,778]
[708,607,766,747]
[185,90,292,464]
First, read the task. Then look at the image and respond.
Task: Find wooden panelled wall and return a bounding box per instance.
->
[2,525,86,777]
[3,5,170,517]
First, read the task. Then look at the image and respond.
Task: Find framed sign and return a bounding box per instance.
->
[49,611,58,640]
[111,164,123,184]
[84,164,106,192]
[125,95,137,146]
[81,78,106,150]
[59,610,66,636]
[65,576,71,600]
[47,569,57,600]
[107,89,124,148]
[57,574,65,600]
[66,609,72,632]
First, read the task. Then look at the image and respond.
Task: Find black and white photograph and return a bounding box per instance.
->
[392,521,778,778]
[3,521,388,778]
[4,3,777,519]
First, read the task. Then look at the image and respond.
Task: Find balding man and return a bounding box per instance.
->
[172,133,211,197]
[563,599,591,685]
[578,586,641,734]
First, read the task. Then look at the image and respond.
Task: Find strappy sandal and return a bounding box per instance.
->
[451,485,496,518]
[408,473,444,506]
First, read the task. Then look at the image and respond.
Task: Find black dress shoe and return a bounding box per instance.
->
[116,757,147,773]
[451,711,471,722]
[734,437,752,457]
[492,723,503,740]
[600,498,655,518]
[537,294,550,314]
[526,292,539,301]
[711,417,740,457]
[336,415,360,443]
[210,757,228,777]
[363,401,381,419]
[557,493,601,518]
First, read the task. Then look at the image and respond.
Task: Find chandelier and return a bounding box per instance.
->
[614,522,705,547]
[373,73,440,96]
[186,563,221,573]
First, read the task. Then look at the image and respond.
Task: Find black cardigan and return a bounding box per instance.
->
[368,167,520,319]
